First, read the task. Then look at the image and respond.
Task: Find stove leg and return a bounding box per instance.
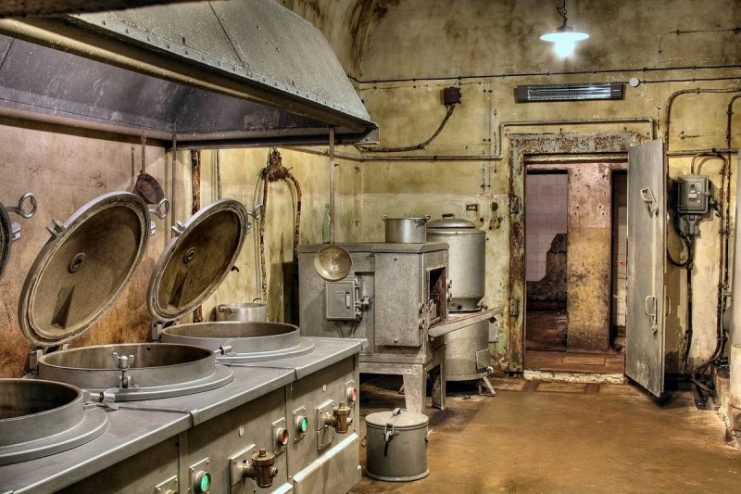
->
[478,375,497,397]
[431,363,446,410]
[402,366,426,414]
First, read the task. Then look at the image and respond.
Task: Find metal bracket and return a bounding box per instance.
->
[228,444,256,488]
[153,475,179,494]
[315,400,336,450]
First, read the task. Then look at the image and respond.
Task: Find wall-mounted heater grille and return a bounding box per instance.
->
[515,83,624,102]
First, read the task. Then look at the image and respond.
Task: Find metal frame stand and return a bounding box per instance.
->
[360,344,447,414]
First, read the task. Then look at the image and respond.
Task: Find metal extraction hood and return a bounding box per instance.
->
[0,0,377,147]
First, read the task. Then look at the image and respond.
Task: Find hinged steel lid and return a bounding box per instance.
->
[19,192,150,348]
[427,214,475,229]
[148,199,249,322]
[0,202,11,280]
[365,408,429,430]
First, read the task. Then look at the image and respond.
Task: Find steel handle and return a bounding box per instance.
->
[7,193,38,219]
[149,198,170,220]
[441,213,455,218]
[247,204,264,220]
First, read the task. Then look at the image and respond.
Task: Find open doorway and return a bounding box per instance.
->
[524,164,626,375]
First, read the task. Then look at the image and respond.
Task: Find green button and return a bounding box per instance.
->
[299,417,308,433]
[197,472,211,493]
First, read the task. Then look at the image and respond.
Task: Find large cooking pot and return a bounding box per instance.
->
[365,408,430,482]
[428,213,485,312]
[382,215,430,243]
[212,302,267,322]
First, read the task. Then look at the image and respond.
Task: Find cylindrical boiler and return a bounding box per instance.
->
[427,214,485,312]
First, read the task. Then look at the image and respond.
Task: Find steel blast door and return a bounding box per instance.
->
[626,140,666,397]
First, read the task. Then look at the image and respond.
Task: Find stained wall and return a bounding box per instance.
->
[287,0,740,372]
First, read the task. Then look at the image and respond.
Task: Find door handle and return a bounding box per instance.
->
[640,187,658,216]
[644,295,658,333]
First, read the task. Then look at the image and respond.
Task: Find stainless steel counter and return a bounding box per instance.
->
[1,337,363,494]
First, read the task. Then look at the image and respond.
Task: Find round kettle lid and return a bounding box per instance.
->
[19,192,150,348]
[148,199,249,322]
[365,408,429,430]
[427,213,475,229]
[0,202,11,281]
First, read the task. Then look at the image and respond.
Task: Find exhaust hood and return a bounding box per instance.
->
[0,0,377,147]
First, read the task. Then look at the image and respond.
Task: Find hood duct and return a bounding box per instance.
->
[0,0,377,148]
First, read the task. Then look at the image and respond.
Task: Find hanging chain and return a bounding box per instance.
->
[557,0,568,28]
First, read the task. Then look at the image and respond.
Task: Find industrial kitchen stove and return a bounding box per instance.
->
[0,192,362,494]
[298,242,497,414]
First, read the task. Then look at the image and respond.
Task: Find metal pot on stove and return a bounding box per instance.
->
[212,302,267,322]
[382,214,430,243]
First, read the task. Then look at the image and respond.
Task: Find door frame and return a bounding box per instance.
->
[506,133,643,372]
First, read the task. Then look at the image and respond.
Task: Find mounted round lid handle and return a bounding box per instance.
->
[7,193,38,219]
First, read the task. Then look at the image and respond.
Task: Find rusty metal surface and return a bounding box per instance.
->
[0,0,201,18]
[0,202,11,281]
[508,133,639,372]
[626,140,666,397]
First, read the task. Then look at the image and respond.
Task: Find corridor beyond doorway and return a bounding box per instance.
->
[524,165,626,374]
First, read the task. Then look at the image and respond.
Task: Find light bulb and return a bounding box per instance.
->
[554,40,576,58]
[540,31,589,58]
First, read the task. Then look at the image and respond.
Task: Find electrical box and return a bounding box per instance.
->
[677,174,710,214]
[325,281,357,320]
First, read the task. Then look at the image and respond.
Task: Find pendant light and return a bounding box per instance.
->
[540,0,589,58]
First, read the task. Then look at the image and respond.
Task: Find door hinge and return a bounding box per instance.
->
[509,299,520,317]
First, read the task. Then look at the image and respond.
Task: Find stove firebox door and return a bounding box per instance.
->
[374,253,424,347]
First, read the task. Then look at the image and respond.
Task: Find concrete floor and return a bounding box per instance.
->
[352,378,741,493]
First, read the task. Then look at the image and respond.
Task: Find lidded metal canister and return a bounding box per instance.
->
[427,214,485,312]
[365,408,430,482]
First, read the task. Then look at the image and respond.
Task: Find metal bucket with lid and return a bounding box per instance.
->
[365,408,430,482]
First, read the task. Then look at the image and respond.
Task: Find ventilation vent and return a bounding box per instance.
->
[515,83,624,102]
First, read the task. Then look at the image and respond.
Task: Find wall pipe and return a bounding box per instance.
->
[349,64,741,86]
[664,87,741,151]
[329,127,336,243]
[727,95,741,151]
[291,117,656,162]
[190,149,203,323]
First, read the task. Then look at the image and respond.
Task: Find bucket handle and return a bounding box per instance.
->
[425,429,433,443]
[217,304,237,313]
